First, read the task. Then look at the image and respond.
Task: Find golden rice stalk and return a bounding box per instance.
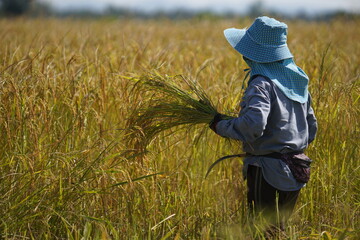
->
[125,73,232,153]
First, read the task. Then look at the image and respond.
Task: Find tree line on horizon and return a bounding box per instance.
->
[0,0,359,21]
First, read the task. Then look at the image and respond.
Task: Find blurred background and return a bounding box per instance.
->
[0,0,359,20]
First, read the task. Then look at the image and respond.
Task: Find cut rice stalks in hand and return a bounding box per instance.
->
[124,73,233,155]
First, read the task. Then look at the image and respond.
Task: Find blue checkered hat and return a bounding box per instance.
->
[224,16,293,63]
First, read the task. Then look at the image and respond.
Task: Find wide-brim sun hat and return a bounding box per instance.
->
[224,16,293,63]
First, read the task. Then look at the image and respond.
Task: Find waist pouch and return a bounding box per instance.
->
[264,152,313,183]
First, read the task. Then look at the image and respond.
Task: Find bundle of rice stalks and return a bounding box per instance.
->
[125,73,233,154]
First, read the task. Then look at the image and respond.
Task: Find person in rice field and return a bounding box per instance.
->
[209,16,318,237]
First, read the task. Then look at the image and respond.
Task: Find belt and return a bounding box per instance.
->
[247,151,304,159]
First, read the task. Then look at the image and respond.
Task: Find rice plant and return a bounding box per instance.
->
[125,73,233,153]
[0,17,359,239]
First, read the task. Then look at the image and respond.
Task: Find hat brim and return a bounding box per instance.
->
[224,28,293,63]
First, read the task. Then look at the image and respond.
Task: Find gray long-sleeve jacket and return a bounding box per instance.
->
[216,75,317,190]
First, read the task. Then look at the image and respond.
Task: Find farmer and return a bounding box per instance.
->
[210,16,317,237]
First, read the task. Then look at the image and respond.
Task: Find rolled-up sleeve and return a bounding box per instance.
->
[216,83,271,143]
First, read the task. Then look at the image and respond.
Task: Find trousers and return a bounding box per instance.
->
[246,165,300,232]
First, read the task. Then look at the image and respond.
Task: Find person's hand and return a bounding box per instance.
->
[209,113,225,133]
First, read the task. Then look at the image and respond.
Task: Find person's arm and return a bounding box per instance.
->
[215,79,271,143]
[307,95,317,144]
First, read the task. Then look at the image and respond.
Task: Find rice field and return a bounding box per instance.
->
[0,17,359,239]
